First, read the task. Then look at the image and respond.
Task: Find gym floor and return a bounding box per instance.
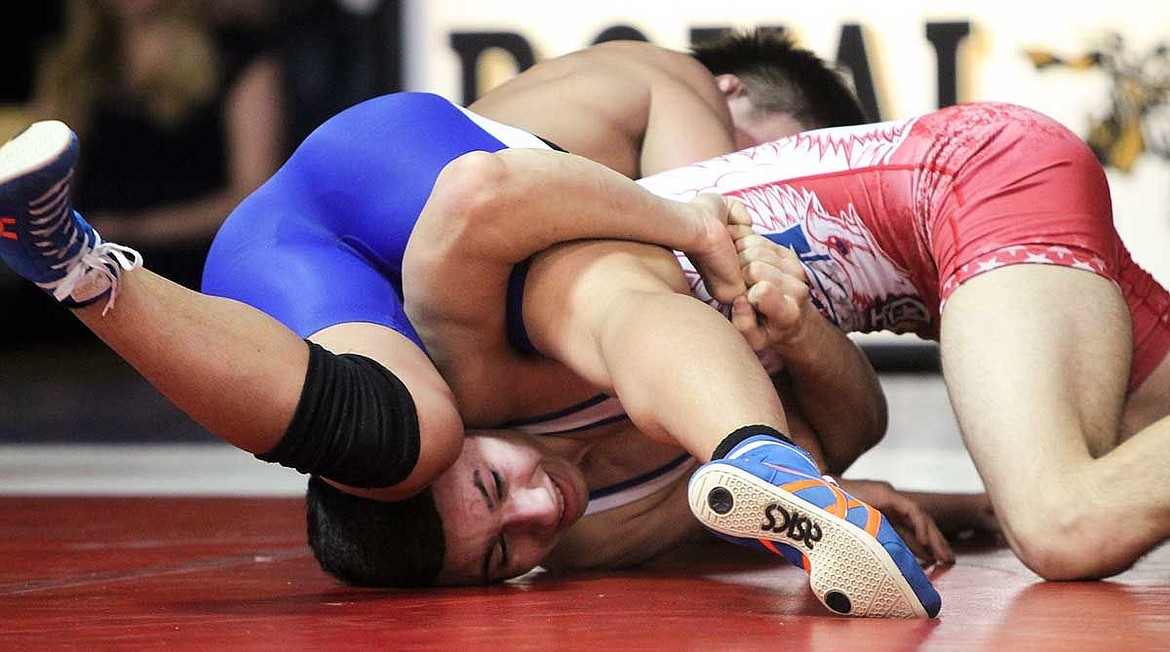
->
[1,341,1167,649]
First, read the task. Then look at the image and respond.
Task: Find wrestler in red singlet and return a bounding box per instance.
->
[643,101,1170,392]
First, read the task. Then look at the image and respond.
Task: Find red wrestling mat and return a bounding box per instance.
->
[1,496,1167,650]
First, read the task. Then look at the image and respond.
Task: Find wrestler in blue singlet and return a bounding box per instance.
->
[201,92,689,513]
[202,92,547,345]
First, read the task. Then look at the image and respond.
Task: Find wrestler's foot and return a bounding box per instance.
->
[688,433,942,619]
[0,120,140,312]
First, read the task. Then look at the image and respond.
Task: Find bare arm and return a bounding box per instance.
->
[402,149,745,425]
[468,41,736,179]
[637,44,739,175]
[896,490,1001,543]
[402,153,791,462]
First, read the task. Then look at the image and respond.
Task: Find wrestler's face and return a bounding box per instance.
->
[431,430,589,584]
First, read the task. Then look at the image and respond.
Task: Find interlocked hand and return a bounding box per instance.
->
[727,223,815,354]
[684,194,750,304]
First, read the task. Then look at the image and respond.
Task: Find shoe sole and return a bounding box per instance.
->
[689,463,928,618]
[0,121,74,186]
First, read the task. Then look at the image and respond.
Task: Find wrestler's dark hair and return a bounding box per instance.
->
[305,475,446,587]
[692,28,868,128]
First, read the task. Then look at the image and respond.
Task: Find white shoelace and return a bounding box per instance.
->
[39,238,143,315]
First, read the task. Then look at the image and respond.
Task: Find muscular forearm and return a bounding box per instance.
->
[730,229,888,474]
[411,148,732,267]
[774,396,831,471]
[770,315,887,475]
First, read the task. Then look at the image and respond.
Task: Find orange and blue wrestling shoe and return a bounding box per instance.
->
[689,431,942,618]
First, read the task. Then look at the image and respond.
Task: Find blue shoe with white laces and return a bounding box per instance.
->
[688,433,942,618]
[0,120,140,312]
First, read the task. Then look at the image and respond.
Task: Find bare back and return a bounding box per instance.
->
[469,41,736,178]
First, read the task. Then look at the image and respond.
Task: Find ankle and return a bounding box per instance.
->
[711,425,793,459]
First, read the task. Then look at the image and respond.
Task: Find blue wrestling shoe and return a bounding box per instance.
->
[0,121,140,312]
[688,432,942,619]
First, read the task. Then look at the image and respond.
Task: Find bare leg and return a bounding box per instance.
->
[74,267,306,453]
[69,269,464,498]
[0,121,460,498]
[521,239,787,459]
[518,241,944,617]
[940,264,1170,579]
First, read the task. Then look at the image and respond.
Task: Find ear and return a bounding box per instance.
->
[715,74,744,98]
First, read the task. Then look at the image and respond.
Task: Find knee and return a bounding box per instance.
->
[1002,500,1140,580]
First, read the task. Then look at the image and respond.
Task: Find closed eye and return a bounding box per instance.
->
[475,468,511,581]
[493,471,510,571]
[492,470,505,502]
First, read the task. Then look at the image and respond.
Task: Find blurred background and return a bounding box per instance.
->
[1,0,1168,493]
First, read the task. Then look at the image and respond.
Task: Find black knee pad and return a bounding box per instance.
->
[256,340,421,488]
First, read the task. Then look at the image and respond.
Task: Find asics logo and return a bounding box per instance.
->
[0,217,15,240]
[761,503,823,549]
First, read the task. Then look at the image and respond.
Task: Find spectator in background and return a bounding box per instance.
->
[26,0,287,293]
